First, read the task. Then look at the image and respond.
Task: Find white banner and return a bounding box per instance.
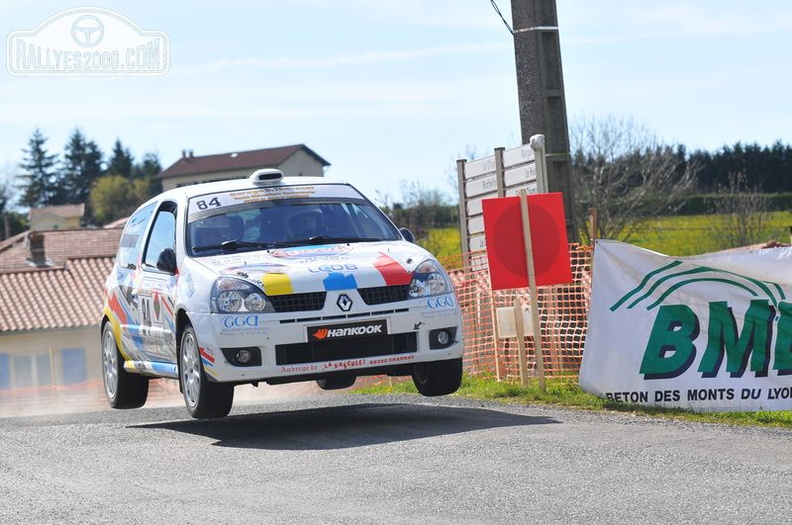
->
[580,240,792,412]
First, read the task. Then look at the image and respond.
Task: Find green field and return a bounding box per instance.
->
[417,227,461,259]
[628,211,792,256]
[417,212,792,260]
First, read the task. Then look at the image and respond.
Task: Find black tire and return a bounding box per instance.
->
[316,375,356,391]
[179,324,234,419]
[411,358,463,396]
[101,323,149,409]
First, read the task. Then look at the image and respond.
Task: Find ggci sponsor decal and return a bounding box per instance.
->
[309,320,387,341]
[223,315,259,329]
[426,295,455,309]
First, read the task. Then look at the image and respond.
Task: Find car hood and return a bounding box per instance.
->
[190,241,432,295]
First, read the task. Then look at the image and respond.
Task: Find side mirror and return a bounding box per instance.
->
[156,248,177,274]
[399,227,416,244]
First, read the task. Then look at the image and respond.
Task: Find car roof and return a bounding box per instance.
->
[150,175,353,204]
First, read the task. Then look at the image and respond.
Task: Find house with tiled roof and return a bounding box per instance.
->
[157,144,330,191]
[0,225,122,395]
[28,203,85,231]
[0,227,123,272]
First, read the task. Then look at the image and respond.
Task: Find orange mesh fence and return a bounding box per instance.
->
[443,243,592,381]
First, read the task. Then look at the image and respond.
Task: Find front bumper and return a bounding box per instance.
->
[189,291,463,383]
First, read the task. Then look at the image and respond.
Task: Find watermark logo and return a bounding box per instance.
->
[7,7,169,76]
[71,15,105,47]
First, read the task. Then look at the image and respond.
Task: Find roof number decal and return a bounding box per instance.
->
[188,184,362,219]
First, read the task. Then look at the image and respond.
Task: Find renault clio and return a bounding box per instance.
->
[101,169,463,418]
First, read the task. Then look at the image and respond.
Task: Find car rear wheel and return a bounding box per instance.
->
[316,375,357,390]
[102,323,149,409]
[411,358,463,396]
[179,324,234,419]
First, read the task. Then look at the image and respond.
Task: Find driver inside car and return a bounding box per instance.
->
[193,216,232,247]
[288,209,324,239]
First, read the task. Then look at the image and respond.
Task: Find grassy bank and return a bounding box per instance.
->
[419,212,792,259]
[613,211,792,256]
[355,375,792,429]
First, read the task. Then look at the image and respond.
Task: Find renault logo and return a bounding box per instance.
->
[336,294,353,312]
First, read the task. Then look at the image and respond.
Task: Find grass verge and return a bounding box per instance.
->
[354,374,792,429]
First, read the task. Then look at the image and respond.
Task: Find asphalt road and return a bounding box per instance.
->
[1,393,791,524]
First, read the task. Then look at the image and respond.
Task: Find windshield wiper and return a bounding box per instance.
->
[299,235,384,245]
[193,236,385,252]
[192,239,284,253]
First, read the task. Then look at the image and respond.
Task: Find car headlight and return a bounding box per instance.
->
[211,277,274,313]
[408,260,452,298]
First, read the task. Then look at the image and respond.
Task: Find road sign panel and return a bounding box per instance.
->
[465,175,499,198]
[466,192,498,216]
[502,144,534,168]
[464,155,497,180]
[504,163,536,187]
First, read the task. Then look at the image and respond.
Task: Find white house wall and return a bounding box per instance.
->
[161,151,326,191]
[163,168,252,191]
[278,150,325,177]
[0,326,100,389]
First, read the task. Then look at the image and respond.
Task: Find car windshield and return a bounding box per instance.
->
[187,186,401,256]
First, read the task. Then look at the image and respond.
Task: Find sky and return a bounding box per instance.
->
[1,1,791,207]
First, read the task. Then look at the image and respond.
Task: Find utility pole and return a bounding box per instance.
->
[511,0,577,241]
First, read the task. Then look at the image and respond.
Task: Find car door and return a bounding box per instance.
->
[136,201,179,366]
[110,202,156,362]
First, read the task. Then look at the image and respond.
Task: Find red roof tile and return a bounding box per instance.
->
[0,228,123,273]
[158,144,330,179]
[0,257,114,332]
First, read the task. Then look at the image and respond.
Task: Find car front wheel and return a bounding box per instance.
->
[411,358,463,396]
[102,323,149,409]
[179,324,234,419]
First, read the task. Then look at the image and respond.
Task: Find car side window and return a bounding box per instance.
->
[142,203,177,270]
[117,203,156,269]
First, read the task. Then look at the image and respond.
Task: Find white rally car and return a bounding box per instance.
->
[101,169,463,418]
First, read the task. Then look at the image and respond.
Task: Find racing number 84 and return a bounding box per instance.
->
[195,197,221,210]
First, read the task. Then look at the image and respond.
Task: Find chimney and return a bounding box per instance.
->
[182,149,187,159]
[188,150,194,158]
[26,231,48,267]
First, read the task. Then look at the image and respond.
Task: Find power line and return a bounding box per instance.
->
[490,0,514,35]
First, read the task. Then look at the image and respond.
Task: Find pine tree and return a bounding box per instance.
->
[133,151,163,195]
[107,139,134,178]
[17,128,58,208]
[133,151,161,177]
[0,179,11,213]
[60,128,104,206]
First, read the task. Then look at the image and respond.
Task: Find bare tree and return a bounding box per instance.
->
[707,171,771,250]
[571,115,699,243]
[377,179,456,242]
[447,144,485,199]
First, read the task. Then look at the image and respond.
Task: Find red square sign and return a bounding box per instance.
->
[482,193,572,290]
